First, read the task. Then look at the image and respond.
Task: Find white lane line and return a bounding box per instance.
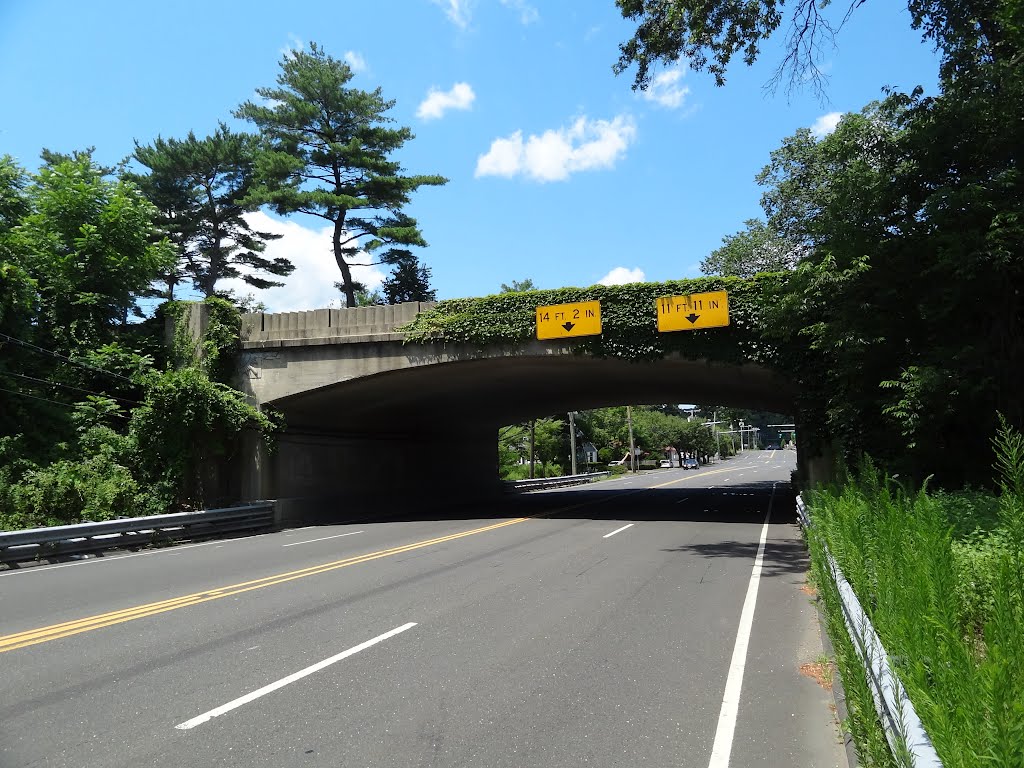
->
[282,531,364,547]
[175,622,417,730]
[707,483,776,768]
[602,523,635,539]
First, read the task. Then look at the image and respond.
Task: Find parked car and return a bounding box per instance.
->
[659,459,672,468]
[682,458,699,470]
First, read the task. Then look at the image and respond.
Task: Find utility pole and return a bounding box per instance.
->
[568,411,578,476]
[529,419,536,479]
[713,410,720,460]
[626,405,637,473]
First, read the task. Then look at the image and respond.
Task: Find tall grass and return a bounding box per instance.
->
[807,419,1024,767]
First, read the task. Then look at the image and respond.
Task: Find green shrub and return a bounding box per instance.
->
[129,366,276,510]
[807,420,1024,768]
[4,454,142,529]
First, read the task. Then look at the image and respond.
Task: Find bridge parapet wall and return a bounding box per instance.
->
[240,301,435,347]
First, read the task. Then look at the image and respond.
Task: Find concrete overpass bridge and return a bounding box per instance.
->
[220,299,817,522]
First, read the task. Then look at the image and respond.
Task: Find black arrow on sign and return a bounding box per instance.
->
[686,313,700,324]
[562,322,576,332]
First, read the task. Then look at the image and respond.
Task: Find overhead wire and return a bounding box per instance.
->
[0,385,81,410]
[2,371,141,407]
[0,332,135,384]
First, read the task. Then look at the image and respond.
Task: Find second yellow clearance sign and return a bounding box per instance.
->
[536,300,602,340]
[656,290,730,332]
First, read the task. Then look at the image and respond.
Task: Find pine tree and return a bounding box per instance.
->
[381,250,436,304]
[130,124,291,298]
[235,43,446,308]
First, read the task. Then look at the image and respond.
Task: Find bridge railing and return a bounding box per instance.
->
[240,301,436,344]
[797,495,942,768]
[0,503,275,565]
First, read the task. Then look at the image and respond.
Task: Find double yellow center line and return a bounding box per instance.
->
[2,465,748,654]
[0,517,527,654]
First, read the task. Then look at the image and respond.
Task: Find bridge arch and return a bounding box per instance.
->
[231,298,802,522]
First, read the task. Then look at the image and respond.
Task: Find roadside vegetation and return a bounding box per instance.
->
[1,44,442,530]
[496,405,775,480]
[806,420,1024,767]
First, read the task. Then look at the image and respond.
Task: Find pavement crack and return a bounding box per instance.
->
[698,562,713,584]
[576,556,608,577]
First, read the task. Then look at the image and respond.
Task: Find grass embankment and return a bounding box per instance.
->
[807,422,1024,767]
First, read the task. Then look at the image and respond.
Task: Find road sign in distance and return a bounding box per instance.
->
[536,300,602,340]
[656,291,729,332]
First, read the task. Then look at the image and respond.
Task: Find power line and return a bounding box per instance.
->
[0,385,80,410]
[3,372,141,407]
[0,332,135,384]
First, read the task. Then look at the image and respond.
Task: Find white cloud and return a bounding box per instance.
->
[641,67,690,109]
[217,211,385,313]
[280,34,304,59]
[598,267,645,286]
[475,114,637,183]
[432,0,472,28]
[416,82,476,120]
[500,0,538,24]
[344,50,367,72]
[811,111,843,138]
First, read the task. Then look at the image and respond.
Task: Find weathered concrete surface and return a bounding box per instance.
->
[243,341,796,432]
[240,301,434,344]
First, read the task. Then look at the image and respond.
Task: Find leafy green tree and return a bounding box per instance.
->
[533,417,566,467]
[235,43,447,308]
[618,0,1024,483]
[700,218,802,277]
[381,250,437,304]
[16,151,175,353]
[0,156,34,336]
[500,278,538,293]
[130,125,291,299]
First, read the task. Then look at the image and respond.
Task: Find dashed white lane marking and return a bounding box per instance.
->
[175,622,417,730]
[282,531,364,547]
[706,483,777,768]
[602,523,634,539]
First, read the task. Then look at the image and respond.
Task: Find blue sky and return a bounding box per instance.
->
[0,1,942,312]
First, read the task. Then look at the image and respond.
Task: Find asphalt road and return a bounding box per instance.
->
[0,450,846,768]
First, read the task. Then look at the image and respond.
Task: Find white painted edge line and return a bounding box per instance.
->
[282,531,364,547]
[175,622,417,730]
[602,523,635,539]
[707,482,776,768]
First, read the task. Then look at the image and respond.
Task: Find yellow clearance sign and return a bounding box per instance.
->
[656,291,730,332]
[536,300,602,340]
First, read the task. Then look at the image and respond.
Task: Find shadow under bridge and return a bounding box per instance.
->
[248,345,795,524]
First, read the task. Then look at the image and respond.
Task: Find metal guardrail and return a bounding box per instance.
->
[797,495,942,768]
[0,503,275,565]
[503,472,611,492]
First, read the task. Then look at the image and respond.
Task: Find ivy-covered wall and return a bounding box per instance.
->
[401,274,792,369]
